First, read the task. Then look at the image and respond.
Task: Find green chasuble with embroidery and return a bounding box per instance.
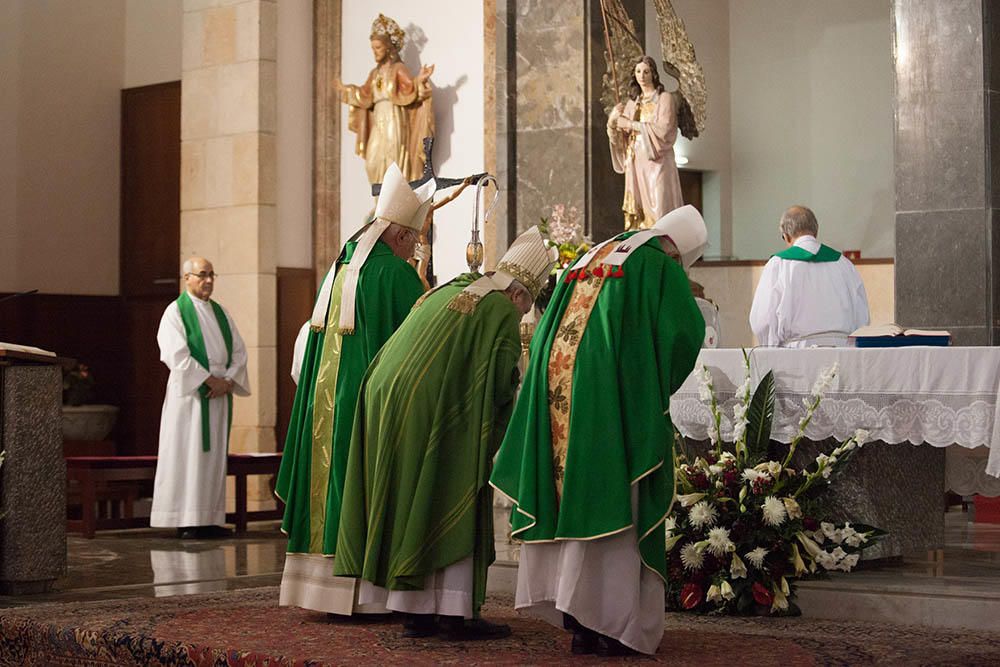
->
[333,274,521,616]
[275,240,424,555]
[774,243,841,262]
[489,238,704,581]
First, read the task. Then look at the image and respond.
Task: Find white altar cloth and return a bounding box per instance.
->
[671,348,1000,493]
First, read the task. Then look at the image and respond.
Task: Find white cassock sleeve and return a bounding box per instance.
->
[848,263,871,331]
[157,303,211,397]
[290,321,310,385]
[220,307,250,396]
[749,257,782,347]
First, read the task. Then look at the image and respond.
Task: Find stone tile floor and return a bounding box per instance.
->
[2,508,999,611]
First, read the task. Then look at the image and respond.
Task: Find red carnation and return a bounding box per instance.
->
[803,517,819,531]
[752,582,773,606]
[680,583,703,609]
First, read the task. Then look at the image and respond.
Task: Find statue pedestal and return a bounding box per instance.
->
[0,350,68,594]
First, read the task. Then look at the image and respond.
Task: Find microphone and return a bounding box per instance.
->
[0,289,38,306]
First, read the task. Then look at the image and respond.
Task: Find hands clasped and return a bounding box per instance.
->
[204,375,234,399]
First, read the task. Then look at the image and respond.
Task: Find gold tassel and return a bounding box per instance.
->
[309,324,325,333]
[446,291,480,315]
[337,327,355,336]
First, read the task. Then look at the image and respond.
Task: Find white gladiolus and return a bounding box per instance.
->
[854,428,870,445]
[840,553,860,571]
[678,493,706,508]
[696,365,714,402]
[761,496,787,527]
[730,553,748,579]
[811,362,839,398]
[796,532,823,558]
[720,580,736,601]
[782,497,802,520]
[706,584,723,603]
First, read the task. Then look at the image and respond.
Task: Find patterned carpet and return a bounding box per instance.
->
[1,587,999,666]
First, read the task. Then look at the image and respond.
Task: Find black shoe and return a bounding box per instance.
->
[401,613,438,638]
[438,616,511,641]
[195,525,233,539]
[571,627,599,655]
[177,527,198,540]
[596,635,639,657]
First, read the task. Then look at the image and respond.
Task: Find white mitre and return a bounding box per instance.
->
[600,204,707,270]
[310,163,435,333]
[449,226,557,314]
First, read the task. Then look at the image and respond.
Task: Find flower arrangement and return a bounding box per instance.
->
[666,352,886,615]
[63,363,97,406]
[539,204,591,272]
[536,204,592,312]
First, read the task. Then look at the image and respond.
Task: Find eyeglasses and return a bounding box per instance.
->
[185,271,216,280]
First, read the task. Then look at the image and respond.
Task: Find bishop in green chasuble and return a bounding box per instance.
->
[490,206,707,655]
[334,227,555,638]
[276,163,433,615]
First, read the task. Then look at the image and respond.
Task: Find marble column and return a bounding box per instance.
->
[180,0,278,510]
[497,1,643,242]
[893,0,1000,345]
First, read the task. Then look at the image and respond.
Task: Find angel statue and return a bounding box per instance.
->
[600,0,706,230]
[334,14,435,184]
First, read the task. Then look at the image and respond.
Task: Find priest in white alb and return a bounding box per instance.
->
[749,205,869,347]
[150,257,250,539]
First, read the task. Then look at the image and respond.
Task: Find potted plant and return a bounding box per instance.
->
[61,363,118,441]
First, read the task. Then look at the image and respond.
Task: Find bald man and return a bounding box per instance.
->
[151,257,250,539]
[750,206,869,347]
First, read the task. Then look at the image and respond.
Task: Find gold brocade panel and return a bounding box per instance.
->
[547,244,617,498]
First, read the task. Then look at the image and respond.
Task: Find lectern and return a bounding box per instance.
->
[0,348,68,593]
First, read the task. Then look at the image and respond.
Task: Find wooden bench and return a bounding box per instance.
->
[66,453,284,538]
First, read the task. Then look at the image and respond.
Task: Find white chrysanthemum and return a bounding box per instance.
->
[689,500,718,529]
[781,497,802,520]
[706,526,734,556]
[761,496,787,527]
[745,547,769,569]
[730,553,748,579]
[680,542,704,571]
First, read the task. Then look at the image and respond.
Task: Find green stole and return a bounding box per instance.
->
[176,291,233,452]
[775,243,841,262]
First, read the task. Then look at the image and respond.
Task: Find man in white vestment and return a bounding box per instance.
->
[749,205,869,347]
[150,257,250,539]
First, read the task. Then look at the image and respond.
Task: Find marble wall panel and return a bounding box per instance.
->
[893,0,984,100]
[990,93,1000,209]
[515,126,587,233]
[895,209,988,328]
[894,89,985,213]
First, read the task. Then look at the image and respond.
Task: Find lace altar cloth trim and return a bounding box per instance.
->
[673,347,1000,486]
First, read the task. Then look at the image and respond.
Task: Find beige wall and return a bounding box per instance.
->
[690,261,895,348]
[0,0,125,296]
[340,2,485,284]
[276,0,313,269]
[729,0,894,260]
[645,0,733,258]
[124,0,182,88]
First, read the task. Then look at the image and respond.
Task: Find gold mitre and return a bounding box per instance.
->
[652,204,707,269]
[370,13,405,52]
[494,226,557,299]
[374,162,435,232]
[448,226,557,315]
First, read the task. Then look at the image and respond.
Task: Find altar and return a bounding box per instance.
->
[671,347,1000,558]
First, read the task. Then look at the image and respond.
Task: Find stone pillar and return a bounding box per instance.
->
[500,1,642,242]
[893,0,999,345]
[180,0,278,509]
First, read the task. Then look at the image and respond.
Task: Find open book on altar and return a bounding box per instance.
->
[0,342,56,357]
[849,324,951,348]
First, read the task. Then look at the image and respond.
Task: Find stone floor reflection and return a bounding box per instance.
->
[2,507,999,630]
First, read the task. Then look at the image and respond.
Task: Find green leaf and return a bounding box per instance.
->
[745,370,776,464]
